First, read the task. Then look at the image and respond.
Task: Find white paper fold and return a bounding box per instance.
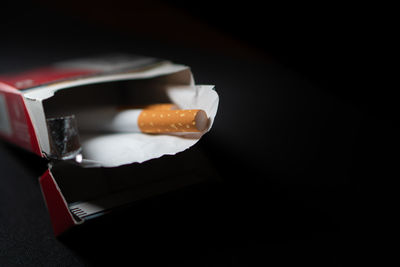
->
[80,85,218,167]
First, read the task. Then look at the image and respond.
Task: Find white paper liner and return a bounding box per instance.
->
[80,85,218,167]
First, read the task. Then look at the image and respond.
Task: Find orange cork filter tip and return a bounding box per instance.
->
[138,109,209,133]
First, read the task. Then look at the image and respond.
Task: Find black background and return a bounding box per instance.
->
[0,0,395,266]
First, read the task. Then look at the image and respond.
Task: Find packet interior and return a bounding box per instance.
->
[11,58,219,229]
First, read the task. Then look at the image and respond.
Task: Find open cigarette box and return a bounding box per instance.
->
[0,54,219,235]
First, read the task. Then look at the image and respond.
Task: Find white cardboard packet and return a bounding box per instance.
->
[0,54,219,235]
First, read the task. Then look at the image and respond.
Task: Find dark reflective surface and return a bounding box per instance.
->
[0,0,393,266]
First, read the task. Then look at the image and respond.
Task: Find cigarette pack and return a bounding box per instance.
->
[0,54,219,235]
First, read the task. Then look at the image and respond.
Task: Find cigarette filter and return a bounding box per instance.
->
[138,109,208,133]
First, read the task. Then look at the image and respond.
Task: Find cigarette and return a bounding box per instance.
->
[138,109,208,133]
[75,104,209,134]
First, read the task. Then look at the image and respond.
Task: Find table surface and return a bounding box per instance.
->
[0,1,393,266]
